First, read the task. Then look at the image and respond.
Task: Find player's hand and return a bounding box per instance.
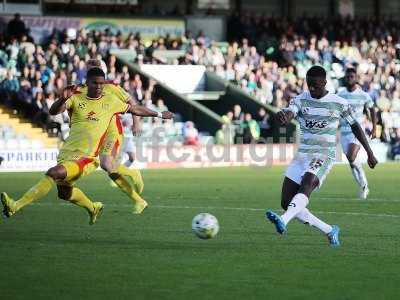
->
[367,154,378,169]
[62,85,78,100]
[370,126,377,139]
[161,111,174,119]
[277,110,291,125]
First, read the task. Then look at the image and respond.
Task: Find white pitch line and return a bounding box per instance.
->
[153,205,400,219]
[25,202,400,219]
[318,197,400,202]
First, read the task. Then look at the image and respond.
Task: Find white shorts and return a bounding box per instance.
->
[340,132,360,155]
[121,137,135,154]
[285,154,334,188]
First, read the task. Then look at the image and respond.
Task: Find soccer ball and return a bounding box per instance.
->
[192,213,219,239]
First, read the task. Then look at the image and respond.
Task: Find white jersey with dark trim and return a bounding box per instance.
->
[337,87,374,136]
[285,91,356,159]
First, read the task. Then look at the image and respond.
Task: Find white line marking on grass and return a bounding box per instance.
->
[318,197,400,202]
[28,203,400,219]
[153,205,400,219]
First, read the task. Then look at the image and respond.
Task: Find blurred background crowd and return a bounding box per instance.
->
[0,12,399,158]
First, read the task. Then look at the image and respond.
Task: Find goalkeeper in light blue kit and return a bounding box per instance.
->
[337,67,377,199]
[266,66,378,247]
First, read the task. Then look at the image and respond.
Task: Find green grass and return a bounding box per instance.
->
[0,163,399,300]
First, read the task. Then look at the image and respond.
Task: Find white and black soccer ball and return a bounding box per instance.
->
[192,213,219,239]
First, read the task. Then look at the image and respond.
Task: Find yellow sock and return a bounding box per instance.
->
[110,173,145,204]
[68,188,94,213]
[15,176,54,211]
[117,165,144,194]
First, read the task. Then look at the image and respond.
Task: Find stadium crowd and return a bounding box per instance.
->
[0,14,400,155]
[183,14,400,154]
[0,14,188,144]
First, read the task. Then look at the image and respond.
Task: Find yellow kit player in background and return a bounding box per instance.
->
[1,68,173,224]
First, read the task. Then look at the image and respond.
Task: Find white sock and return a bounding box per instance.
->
[296,208,333,234]
[124,160,133,167]
[350,161,368,188]
[281,193,309,226]
[350,162,361,185]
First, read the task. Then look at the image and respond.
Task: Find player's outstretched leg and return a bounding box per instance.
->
[117,164,144,195]
[266,174,317,233]
[101,155,147,214]
[347,143,369,199]
[109,173,147,214]
[1,192,17,218]
[57,185,103,225]
[1,169,58,217]
[327,225,341,247]
[279,176,314,228]
[295,208,340,247]
[266,210,287,234]
[349,161,369,199]
[121,151,144,194]
[266,177,299,234]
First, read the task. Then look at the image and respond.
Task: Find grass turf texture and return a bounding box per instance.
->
[0,164,399,300]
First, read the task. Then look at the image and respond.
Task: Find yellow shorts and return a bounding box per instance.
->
[99,114,124,158]
[57,154,99,187]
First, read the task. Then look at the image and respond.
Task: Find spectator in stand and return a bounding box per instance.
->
[16,79,33,112]
[183,121,199,145]
[0,70,19,106]
[132,77,144,101]
[255,107,270,138]
[391,128,400,159]
[215,123,234,145]
[7,14,27,40]
[232,104,244,143]
[232,104,244,125]
[241,113,260,144]
[143,91,156,110]
[75,60,87,83]
[155,98,168,114]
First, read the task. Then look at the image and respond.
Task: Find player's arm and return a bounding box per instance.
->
[368,106,377,139]
[128,104,173,119]
[49,85,76,115]
[49,97,68,115]
[127,98,142,136]
[350,123,377,168]
[364,93,377,139]
[344,109,378,168]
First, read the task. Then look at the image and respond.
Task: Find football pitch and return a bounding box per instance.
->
[0,164,399,300]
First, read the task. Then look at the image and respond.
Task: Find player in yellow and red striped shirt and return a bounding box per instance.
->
[65,59,146,214]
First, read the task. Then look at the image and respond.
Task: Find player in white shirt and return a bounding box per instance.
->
[119,113,136,167]
[337,68,377,199]
[266,66,378,247]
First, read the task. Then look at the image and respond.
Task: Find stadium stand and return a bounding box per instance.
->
[184,15,400,145]
[1,14,400,150]
[0,26,194,146]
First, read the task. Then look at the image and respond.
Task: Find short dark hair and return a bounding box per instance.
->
[86,67,105,79]
[345,67,357,74]
[306,65,326,78]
